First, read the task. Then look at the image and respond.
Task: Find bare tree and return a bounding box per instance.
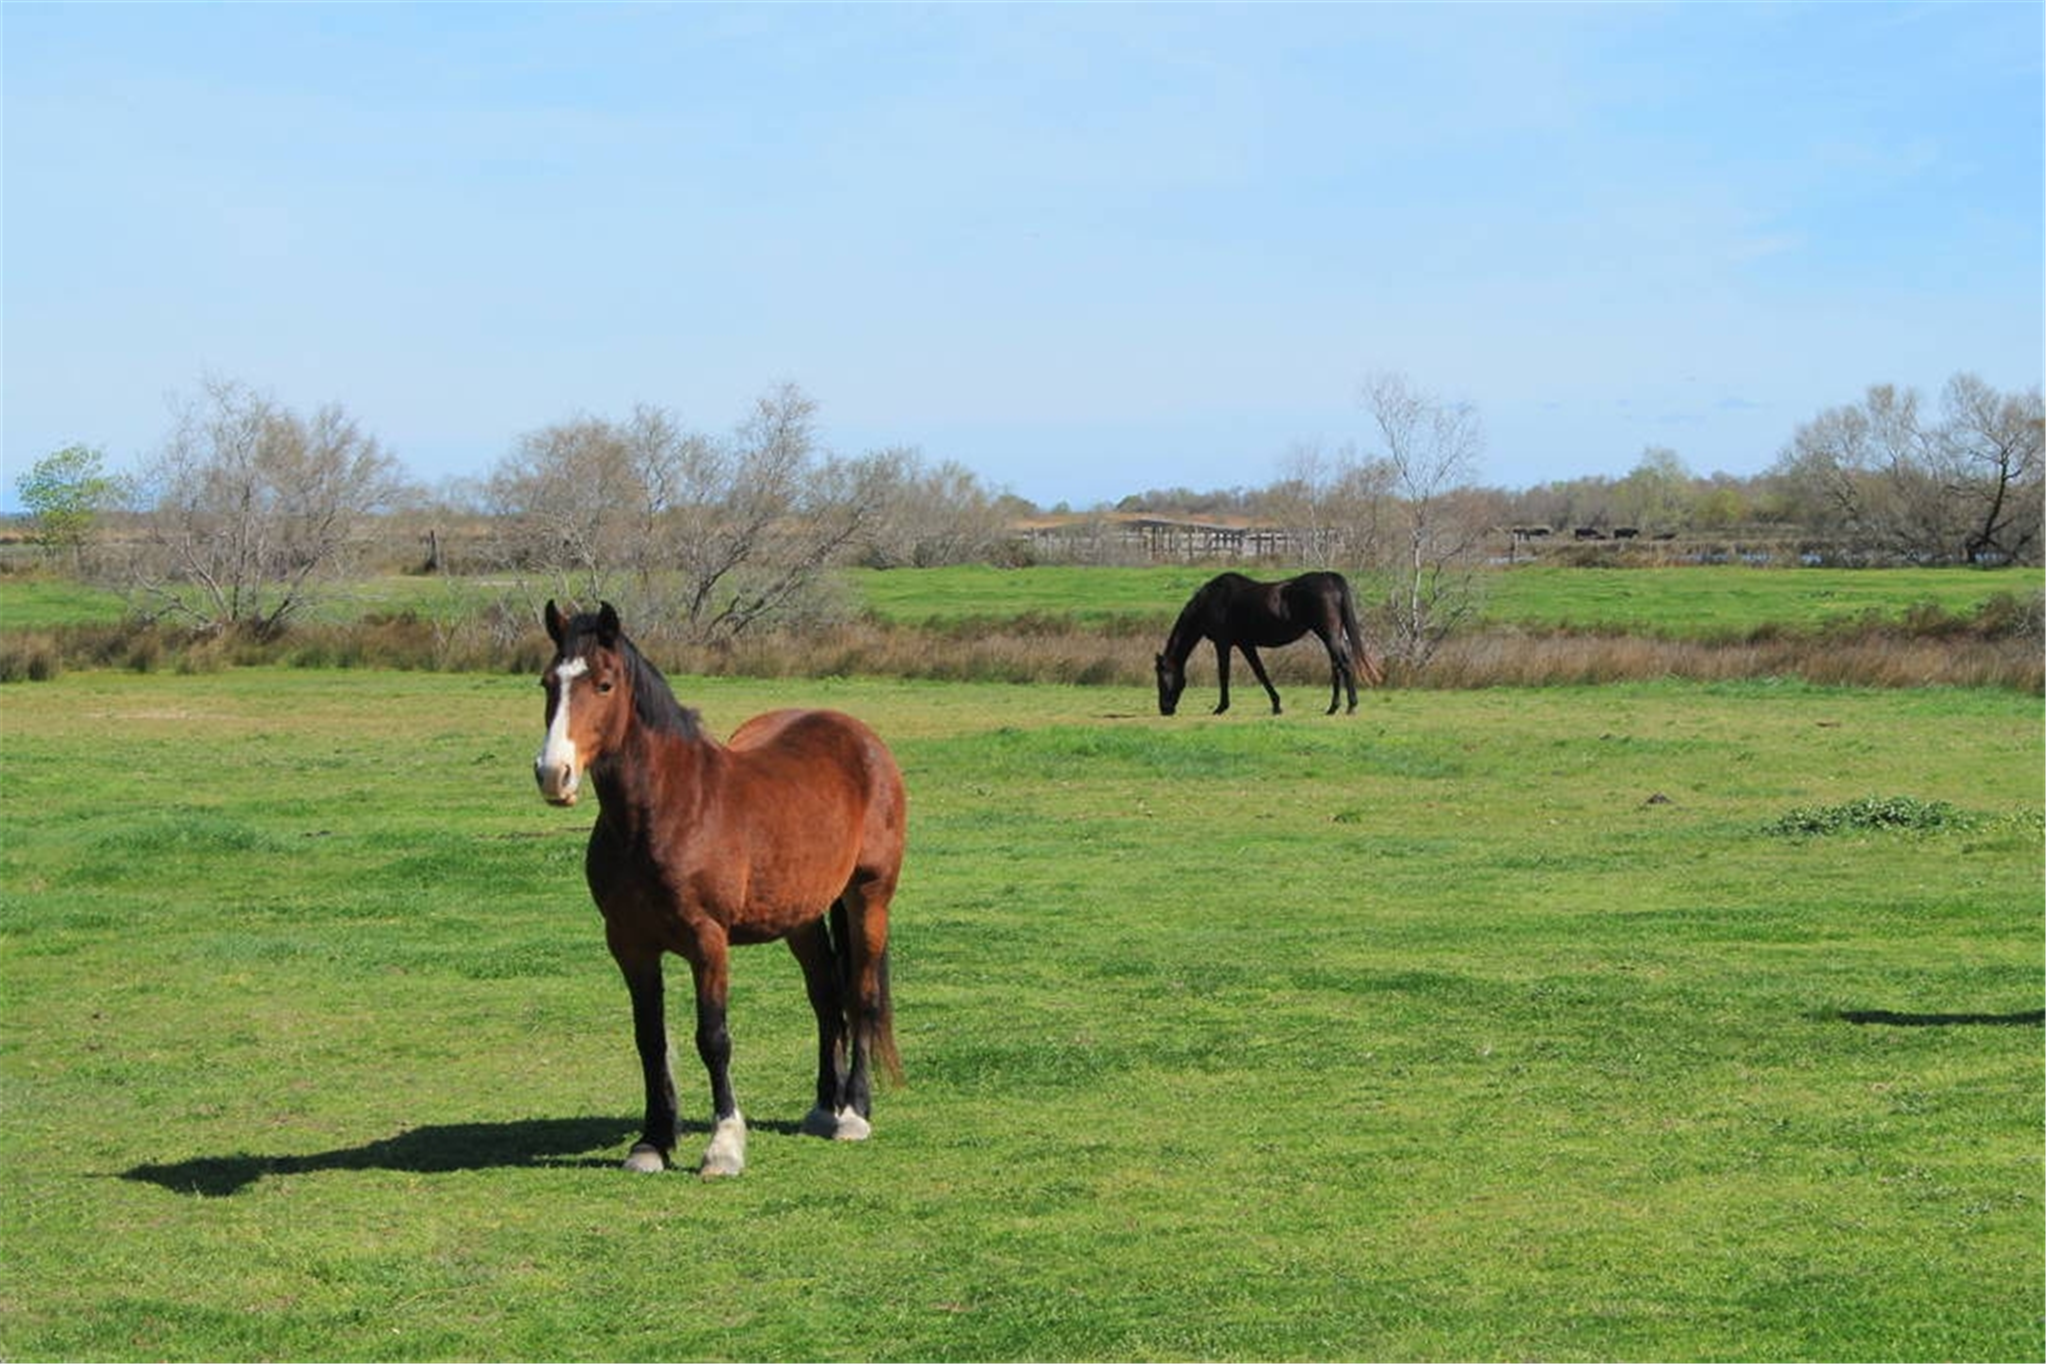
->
[1773,374,2043,565]
[1267,440,1391,569]
[1941,373,2042,565]
[857,449,1012,567]
[491,383,911,643]
[126,378,409,636]
[1360,371,1487,670]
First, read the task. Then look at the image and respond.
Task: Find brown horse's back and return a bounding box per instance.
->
[710,710,905,943]
[725,708,905,851]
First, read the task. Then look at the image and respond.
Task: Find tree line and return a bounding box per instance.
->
[1127,373,2042,568]
[14,369,2041,651]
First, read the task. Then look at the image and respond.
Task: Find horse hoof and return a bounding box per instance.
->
[698,1113,747,1178]
[801,1105,872,1141]
[622,1144,667,1174]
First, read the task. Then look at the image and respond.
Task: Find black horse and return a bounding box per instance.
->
[1155,571,1384,716]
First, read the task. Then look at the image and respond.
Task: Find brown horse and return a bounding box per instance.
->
[1155,570,1385,716]
[534,601,905,1176]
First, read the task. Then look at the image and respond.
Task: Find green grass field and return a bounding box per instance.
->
[3,665,2040,1360]
[845,563,2043,637]
[4,561,2037,638]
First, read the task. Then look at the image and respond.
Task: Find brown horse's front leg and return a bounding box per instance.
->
[690,940,747,1177]
[612,943,678,1173]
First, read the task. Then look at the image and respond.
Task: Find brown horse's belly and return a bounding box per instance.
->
[596,707,898,954]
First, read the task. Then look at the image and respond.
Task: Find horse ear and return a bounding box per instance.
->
[544,600,566,645]
[596,601,622,644]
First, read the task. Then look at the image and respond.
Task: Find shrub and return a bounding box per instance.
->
[0,634,61,683]
[1972,590,2044,641]
[1766,795,1976,837]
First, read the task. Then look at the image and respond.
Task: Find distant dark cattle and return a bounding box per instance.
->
[1573,527,1605,541]
[1613,527,1640,540]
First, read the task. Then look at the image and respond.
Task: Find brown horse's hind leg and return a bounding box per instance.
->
[838,875,901,1129]
[789,916,859,1139]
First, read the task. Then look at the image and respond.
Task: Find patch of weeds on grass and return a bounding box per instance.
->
[1764,795,1977,838]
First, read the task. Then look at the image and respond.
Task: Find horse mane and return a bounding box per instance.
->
[560,610,703,742]
[1161,596,1205,662]
[616,633,704,741]
[1165,572,1246,660]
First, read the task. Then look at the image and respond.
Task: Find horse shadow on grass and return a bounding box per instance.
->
[122,1115,824,1196]
[122,1117,640,1196]
[1832,1007,2045,1028]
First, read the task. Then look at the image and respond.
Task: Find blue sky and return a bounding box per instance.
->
[5,2,2040,510]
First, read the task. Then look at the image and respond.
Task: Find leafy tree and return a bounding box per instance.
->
[1615,446,1693,533]
[15,444,119,569]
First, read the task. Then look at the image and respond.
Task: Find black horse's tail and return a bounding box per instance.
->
[830,897,903,1086]
[1337,575,1386,686]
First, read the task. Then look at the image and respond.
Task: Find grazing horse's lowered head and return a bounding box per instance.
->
[1154,651,1189,717]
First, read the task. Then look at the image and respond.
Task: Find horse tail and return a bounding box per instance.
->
[1337,574,1386,686]
[831,894,904,1087]
[870,944,903,1086]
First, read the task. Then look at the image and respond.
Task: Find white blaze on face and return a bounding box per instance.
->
[535,656,588,803]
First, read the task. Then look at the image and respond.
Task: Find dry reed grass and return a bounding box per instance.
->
[5,601,2040,693]
[684,619,2043,694]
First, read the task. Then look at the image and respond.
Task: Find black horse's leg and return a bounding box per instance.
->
[1242,646,1282,714]
[788,916,852,1137]
[1212,641,1233,713]
[612,942,678,1173]
[1318,628,1357,714]
[689,938,748,1176]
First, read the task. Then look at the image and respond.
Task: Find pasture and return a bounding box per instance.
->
[3,561,2038,638]
[846,562,2045,636]
[2,666,2042,1360]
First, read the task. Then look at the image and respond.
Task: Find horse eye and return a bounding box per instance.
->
[596,681,615,694]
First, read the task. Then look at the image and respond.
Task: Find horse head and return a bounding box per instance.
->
[535,600,631,807]
[1154,651,1186,717]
